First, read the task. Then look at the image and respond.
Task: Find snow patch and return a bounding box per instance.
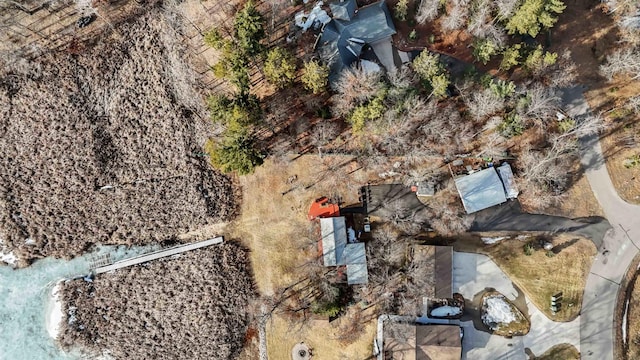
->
[482,295,516,327]
[430,306,462,317]
[46,282,64,339]
[481,236,508,245]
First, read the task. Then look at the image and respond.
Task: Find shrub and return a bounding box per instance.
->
[409,29,418,41]
[489,79,516,98]
[203,28,225,49]
[264,47,297,89]
[301,60,329,94]
[349,95,386,133]
[524,45,558,73]
[524,242,534,256]
[310,300,342,317]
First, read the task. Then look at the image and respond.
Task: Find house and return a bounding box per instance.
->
[317,0,396,82]
[319,216,369,284]
[413,245,453,300]
[454,163,519,214]
[384,323,462,360]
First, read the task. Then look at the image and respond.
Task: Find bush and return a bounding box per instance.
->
[524,242,534,256]
[409,29,418,41]
[395,0,409,21]
[301,60,329,94]
[349,95,386,133]
[524,45,558,72]
[203,28,225,49]
[498,112,525,137]
[264,47,297,89]
[310,300,342,317]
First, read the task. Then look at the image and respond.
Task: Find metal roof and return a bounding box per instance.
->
[318,0,396,82]
[454,168,507,214]
[496,162,519,199]
[320,217,347,266]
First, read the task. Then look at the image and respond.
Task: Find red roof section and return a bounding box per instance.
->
[307,197,340,220]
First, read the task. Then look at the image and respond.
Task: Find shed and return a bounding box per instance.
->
[320,217,347,266]
[343,243,368,284]
[454,168,507,214]
[496,162,519,199]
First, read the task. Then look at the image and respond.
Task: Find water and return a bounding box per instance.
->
[0,245,159,360]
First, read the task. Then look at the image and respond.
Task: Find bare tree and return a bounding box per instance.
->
[441,5,467,31]
[629,95,640,114]
[332,65,384,116]
[519,85,561,130]
[465,88,505,121]
[599,47,640,80]
[416,0,441,24]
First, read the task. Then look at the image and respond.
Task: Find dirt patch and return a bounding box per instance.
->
[455,233,596,321]
[59,241,255,360]
[534,343,580,360]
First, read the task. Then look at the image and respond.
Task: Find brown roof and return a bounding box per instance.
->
[384,324,461,360]
[434,246,453,299]
[412,245,453,300]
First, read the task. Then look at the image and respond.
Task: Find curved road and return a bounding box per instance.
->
[562,86,640,360]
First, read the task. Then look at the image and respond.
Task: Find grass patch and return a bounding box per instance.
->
[459,234,596,321]
[535,343,580,359]
[267,310,376,360]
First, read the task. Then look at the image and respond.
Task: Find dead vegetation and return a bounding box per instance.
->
[0,9,236,263]
[59,241,255,360]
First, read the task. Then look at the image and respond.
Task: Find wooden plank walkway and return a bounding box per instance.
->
[94,237,224,274]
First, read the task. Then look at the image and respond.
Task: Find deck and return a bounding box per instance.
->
[94,237,224,274]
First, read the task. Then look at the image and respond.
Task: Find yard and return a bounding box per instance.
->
[535,343,580,360]
[455,233,596,321]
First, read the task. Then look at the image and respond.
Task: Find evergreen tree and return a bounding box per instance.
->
[264,47,297,89]
[505,0,566,37]
[395,0,409,21]
[412,51,450,98]
[500,44,522,71]
[234,0,266,57]
[209,129,264,175]
[301,60,330,94]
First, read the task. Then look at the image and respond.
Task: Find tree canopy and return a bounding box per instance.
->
[505,0,566,37]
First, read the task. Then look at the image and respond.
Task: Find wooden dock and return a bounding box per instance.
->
[94,237,223,274]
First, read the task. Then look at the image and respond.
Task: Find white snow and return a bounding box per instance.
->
[1,250,17,266]
[482,295,516,327]
[481,236,508,245]
[430,306,462,317]
[623,298,630,344]
[294,2,330,32]
[46,282,64,339]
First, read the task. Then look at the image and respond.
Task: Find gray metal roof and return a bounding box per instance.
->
[347,263,369,285]
[496,162,519,199]
[454,168,508,214]
[318,0,396,82]
[320,217,347,266]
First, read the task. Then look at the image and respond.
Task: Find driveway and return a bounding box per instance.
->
[453,252,580,360]
[561,86,640,360]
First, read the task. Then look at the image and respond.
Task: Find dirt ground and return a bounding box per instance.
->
[541,174,605,218]
[534,343,580,360]
[547,0,640,204]
[455,233,596,321]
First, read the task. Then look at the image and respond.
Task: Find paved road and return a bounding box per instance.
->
[453,252,580,359]
[562,86,640,360]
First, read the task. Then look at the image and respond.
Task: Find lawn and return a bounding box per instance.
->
[267,310,377,360]
[535,343,580,360]
[626,270,640,359]
[457,234,596,321]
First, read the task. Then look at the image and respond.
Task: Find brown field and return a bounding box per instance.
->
[535,343,580,360]
[0,8,236,263]
[267,311,377,360]
[457,234,596,321]
[59,241,255,360]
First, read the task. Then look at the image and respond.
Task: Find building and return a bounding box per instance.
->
[317,0,396,82]
[454,163,519,214]
[413,245,453,300]
[319,216,369,284]
[384,323,462,360]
